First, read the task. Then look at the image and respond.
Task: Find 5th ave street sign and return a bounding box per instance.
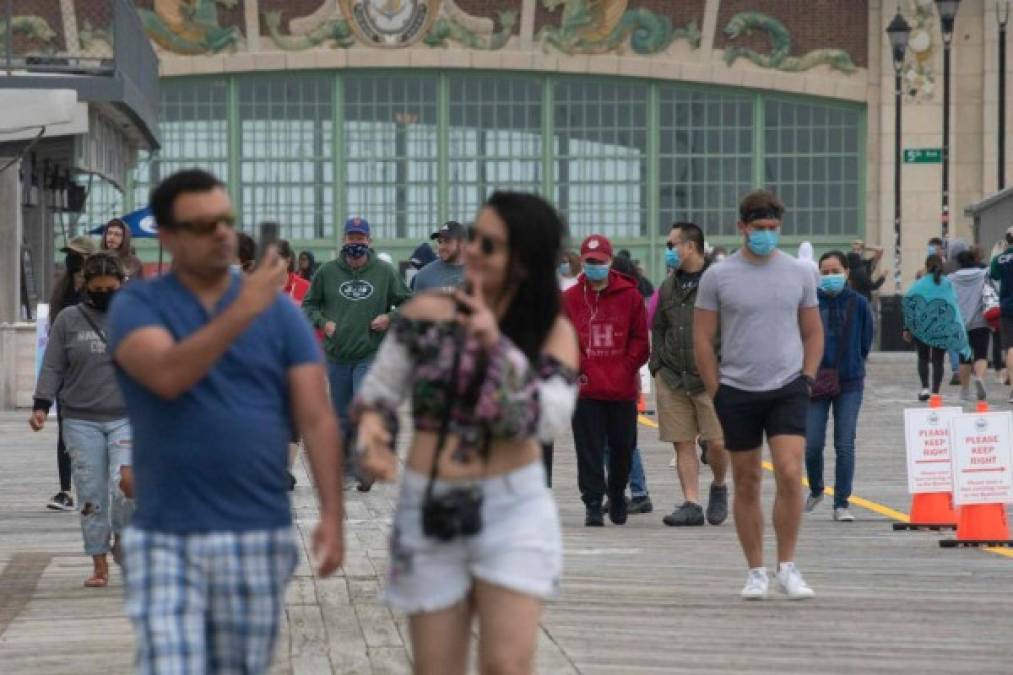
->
[903,148,943,164]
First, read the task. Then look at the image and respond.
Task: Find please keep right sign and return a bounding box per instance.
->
[949,411,1013,506]
[904,407,961,494]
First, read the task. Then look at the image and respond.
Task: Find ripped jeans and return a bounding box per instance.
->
[62,418,135,556]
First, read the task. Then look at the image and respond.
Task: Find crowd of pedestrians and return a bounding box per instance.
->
[36,169,931,671]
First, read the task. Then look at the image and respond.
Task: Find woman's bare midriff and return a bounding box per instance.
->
[404,429,540,480]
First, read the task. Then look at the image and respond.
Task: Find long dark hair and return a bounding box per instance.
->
[925,254,944,284]
[484,192,565,363]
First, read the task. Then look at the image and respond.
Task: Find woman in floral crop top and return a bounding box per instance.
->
[353,192,579,674]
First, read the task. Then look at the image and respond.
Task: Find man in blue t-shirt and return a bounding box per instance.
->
[109,169,344,674]
[989,226,1013,403]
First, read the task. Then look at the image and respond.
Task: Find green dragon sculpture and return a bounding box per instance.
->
[138,0,242,55]
[424,10,518,50]
[0,15,58,53]
[722,12,856,74]
[262,10,354,50]
[538,0,700,56]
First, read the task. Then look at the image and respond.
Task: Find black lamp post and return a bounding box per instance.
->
[936,0,961,238]
[999,1,1009,190]
[888,11,912,293]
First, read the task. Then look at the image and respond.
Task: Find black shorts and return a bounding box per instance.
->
[1002,317,1013,350]
[713,377,809,452]
[960,327,991,364]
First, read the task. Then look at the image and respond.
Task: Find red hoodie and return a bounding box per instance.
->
[562,270,650,401]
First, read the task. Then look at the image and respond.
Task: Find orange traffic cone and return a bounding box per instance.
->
[940,400,1013,547]
[894,393,958,531]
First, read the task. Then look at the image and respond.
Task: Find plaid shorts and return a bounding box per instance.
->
[122,526,298,675]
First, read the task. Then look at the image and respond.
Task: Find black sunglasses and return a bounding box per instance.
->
[173,212,236,235]
[467,226,500,256]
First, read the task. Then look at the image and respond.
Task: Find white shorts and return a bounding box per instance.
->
[385,461,562,614]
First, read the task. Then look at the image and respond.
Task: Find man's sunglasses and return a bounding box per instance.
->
[467,226,502,256]
[173,213,236,235]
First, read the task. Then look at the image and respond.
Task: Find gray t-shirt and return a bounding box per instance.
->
[696,250,818,392]
[412,259,465,293]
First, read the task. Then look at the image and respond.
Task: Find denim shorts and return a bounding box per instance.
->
[385,461,562,614]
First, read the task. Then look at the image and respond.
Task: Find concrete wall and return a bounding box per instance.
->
[0,324,38,409]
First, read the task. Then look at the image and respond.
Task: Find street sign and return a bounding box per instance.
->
[903,148,943,164]
[949,411,1013,505]
[904,407,962,493]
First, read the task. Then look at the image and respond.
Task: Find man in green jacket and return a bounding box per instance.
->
[650,222,729,527]
[303,217,412,479]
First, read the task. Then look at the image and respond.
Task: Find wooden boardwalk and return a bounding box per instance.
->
[1,353,1011,674]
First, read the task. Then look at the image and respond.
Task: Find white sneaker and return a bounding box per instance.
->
[833,507,856,522]
[918,389,931,402]
[740,568,769,600]
[960,389,974,402]
[804,493,823,512]
[774,563,815,600]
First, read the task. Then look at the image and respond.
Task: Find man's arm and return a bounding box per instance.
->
[693,308,720,398]
[649,285,668,375]
[114,253,287,400]
[799,305,824,379]
[289,362,344,576]
[626,294,651,371]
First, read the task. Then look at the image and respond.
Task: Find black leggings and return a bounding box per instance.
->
[915,339,946,393]
[56,411,72,492]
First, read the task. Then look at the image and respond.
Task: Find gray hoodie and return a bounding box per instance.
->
[34,303,126,421]
[948,267,989,331]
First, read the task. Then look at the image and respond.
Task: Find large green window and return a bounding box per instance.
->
[344,75,438,241]
[659,87,753,237]
[553,79,649,239]
[238,74,333,239]
[124,72,866,257]
[448,75,543,224]
[764,99,862,238]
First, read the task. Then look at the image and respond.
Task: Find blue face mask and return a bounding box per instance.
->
[584,263,609,282]
[342,243,369,259]
[665,247,680,269]
[820,273,847,295]
[559,262,571,277]
[746,228,779,256]
[927,245,938,256]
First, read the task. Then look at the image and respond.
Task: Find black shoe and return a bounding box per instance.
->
[585,505,604,527]
[706,483,729,525]
[628,495,653,514]
[287,471,297,492]
[663,501,705,526]
[357,475,375,492]
[47,491,75,511]
[608,493,628,525]
[949,373,961,386]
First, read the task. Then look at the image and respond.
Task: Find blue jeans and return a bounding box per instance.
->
[805,389,863,508]
[327,358,374,458]
[949,350,959,373]
[604,446,648,497]
[62,418,135,555]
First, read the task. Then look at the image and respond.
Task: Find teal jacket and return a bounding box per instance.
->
[302,253,412,363]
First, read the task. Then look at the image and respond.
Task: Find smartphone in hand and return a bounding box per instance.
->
[258,221,280,260]
[456,280,473,316]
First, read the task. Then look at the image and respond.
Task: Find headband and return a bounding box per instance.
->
[741,207,783,223]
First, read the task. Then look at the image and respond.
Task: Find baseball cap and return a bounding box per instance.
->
[344,216,370,236]
[580,234,613,264]
[60,235,97,257]
[430,221,466,241]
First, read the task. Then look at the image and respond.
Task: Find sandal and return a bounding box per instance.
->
[84,573,108,588]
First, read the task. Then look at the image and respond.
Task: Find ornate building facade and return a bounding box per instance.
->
[12,0,1010,285]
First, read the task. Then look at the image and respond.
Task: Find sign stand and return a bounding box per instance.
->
[895,394,959,531]
[940,402,1013,548]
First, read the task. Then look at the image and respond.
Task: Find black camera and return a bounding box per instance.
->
[422,486,483,541]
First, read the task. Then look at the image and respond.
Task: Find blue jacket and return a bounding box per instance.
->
[817,287,874,386]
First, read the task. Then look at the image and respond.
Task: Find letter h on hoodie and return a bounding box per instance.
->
[562,269,650,401]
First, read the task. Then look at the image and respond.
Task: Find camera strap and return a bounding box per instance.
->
[423,328,464,507]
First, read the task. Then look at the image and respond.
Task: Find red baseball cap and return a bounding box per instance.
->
[580,234,613,264]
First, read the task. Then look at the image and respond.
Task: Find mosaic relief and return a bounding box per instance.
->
[899,0,938,101]
[136,0,246,54]
[536,0,701,55]
[722,11,856,73]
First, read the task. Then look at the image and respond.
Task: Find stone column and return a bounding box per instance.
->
[0,158,23,324]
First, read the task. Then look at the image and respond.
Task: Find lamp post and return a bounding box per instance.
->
[935,0,961,238]
[888,11,911,294]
